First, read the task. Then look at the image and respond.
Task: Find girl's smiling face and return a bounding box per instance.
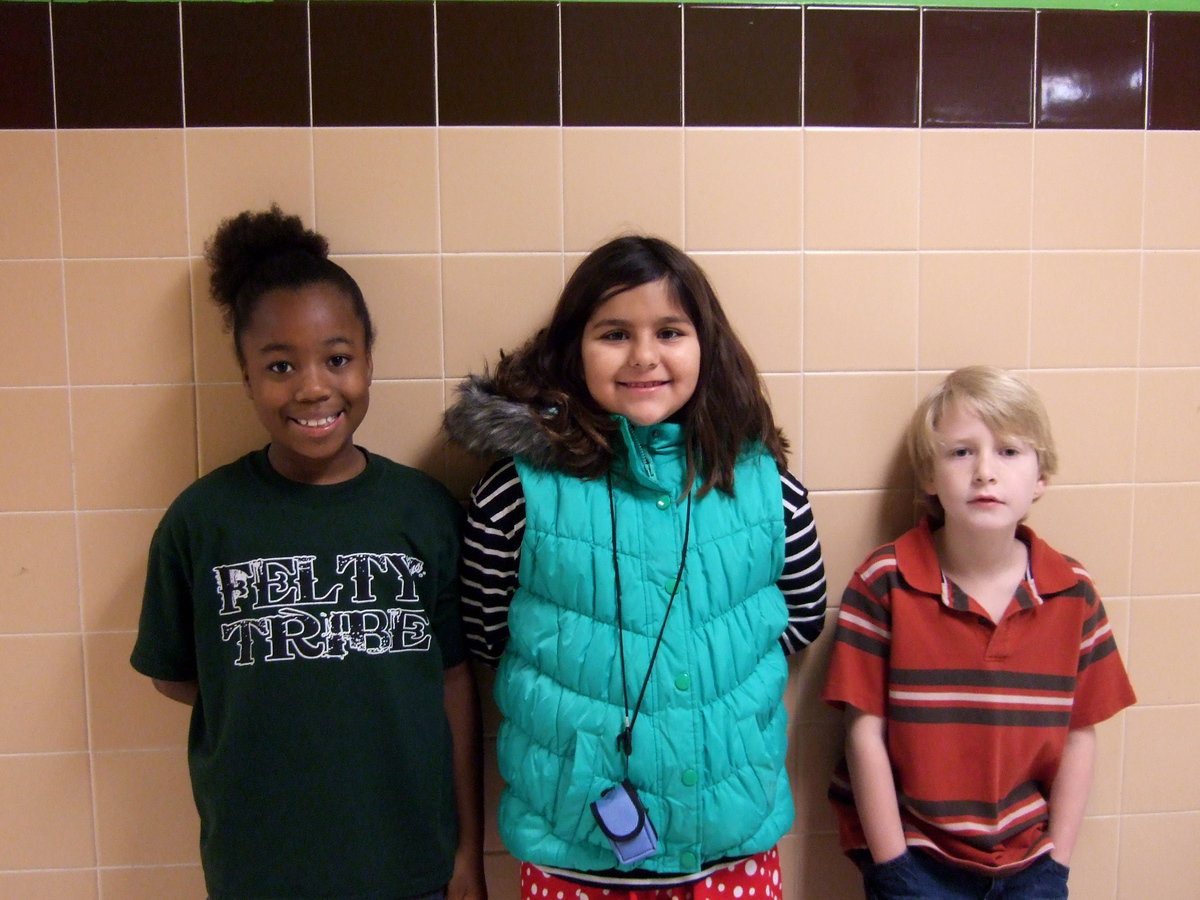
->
[580,278,701,427]
[240,282,372,484]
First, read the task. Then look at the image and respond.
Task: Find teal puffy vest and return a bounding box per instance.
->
[495,419,794,873]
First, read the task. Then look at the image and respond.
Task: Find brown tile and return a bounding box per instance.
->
[1036,10,1148,129]
[53,1,182,129]
[0,870,98,900]
[685,6,802,127]
[79,509,163,633]
[563,3,680,126]
[311,1,435,126]
[685,130,802,251]
[0,513,80,634]
[0,635,87,753]
[787,830,864,900]
[65,259,194,386]
[0,753,96,868]
[804,8,919,127]
[1149,12,1200,130]
[182,1,309,127]
[563,128,684,251]
[313,129,439,254]
[0,260,66,386]
[922,9,1034,128]
[0,2,54,129]
[0,131,60,258]
[803,252,917,373]
[0,388,73,511]
[88,631,191,751]
[437,1,559,126]
[94,748,199,865]
[196,383,264,477]
[100,866,206,899]
[72,386,198,510]
[57,130,188,259]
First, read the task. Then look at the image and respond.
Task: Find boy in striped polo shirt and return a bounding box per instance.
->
[822,366,1135,899]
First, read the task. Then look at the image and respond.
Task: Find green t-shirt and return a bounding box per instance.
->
[132,448,465,899]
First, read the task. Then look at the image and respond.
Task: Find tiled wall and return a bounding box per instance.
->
[1,2,1198,898]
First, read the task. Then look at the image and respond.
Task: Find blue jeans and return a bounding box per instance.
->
[862,850,1070,900]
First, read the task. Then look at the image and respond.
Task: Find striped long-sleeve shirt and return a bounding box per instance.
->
[460,458,828,667]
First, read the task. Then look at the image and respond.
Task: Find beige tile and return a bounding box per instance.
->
[785,609,839,723]
[483,736,504,853]
[88,631,190,751]
[762,373,803,463]
[807,490,917,604]
[483,851,521,900]
[920,129,1033,250]
[99,865,206,899]
[1144,131,1200,249]
[0,752,95,868]
[1026,369,1137,485]
[803,252,918,372]
[918,252,1031,370]
[94,748,199,865]
[563,128,684,250]
[1122,705,1200,813]
[192,257,242,384]
[788,700,844,832]
[1127,596,1200,707]
[1067,815,1119,900]
[0,387,73,511]
[314,128,439,253]
[0,260,67,386]
[185,128,314,256]
[804,374,917,491]
[58,130,187,259]
[0,870,98,899]
[441,253,562,377]
[439,128,562,252]
[805,378,916,491]
[1136,368,1200,483]
[685,129,802,251]
[0,512,80,634]
[1032,131,1143,250]
[0,634,87,752]
[356,379,450,477]
[784,830,863,900]
[1141,252,1200,367]
[1132,484,1200,597]
[196,382,265,477]
[1086,713,1128,818]
[693,252,802,373]
[1026,484,1133,599]
[79,509,162,632]
[65,259,193,386]
[336,254,442,379]
[804,129,919,251]
[1117,811,1200,900]
[0,130,61,259]
[441,437,496,504]
[1030,251,1140,368]
[72,385,197,510]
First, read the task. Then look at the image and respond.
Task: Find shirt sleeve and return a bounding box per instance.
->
[821,551,893,716]
[778,470,829,655]
[1069,573,1137,728]
[459,458,525,668]
[130,509,198,682]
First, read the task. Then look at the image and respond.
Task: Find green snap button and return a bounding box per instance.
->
[664,577,678,593]
[656,494,670,510]
[681,768,698,786]
[680,851,698,870]
[675,673,691,691]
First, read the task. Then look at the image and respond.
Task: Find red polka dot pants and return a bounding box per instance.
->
[520,847,782,900]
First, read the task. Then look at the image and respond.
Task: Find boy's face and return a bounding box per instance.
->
[922,401,1045,536]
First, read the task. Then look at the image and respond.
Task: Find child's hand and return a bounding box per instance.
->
[446,846,487,900]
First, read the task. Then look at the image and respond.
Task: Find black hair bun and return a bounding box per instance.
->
[205,204,328,313]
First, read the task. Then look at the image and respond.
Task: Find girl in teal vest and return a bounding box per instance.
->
[445,236,828,900]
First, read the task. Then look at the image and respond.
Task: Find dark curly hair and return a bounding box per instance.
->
[205,205,374,366]
[493,235,788,497]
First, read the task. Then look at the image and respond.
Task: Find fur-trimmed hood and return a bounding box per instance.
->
[442,374,558,468]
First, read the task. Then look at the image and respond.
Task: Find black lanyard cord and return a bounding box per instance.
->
[607,472,693,770]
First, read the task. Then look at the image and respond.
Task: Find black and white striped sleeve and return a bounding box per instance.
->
[778,471,828,655]
[460,458,526,668]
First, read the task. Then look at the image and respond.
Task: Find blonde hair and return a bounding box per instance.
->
[907,366,1057,516]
